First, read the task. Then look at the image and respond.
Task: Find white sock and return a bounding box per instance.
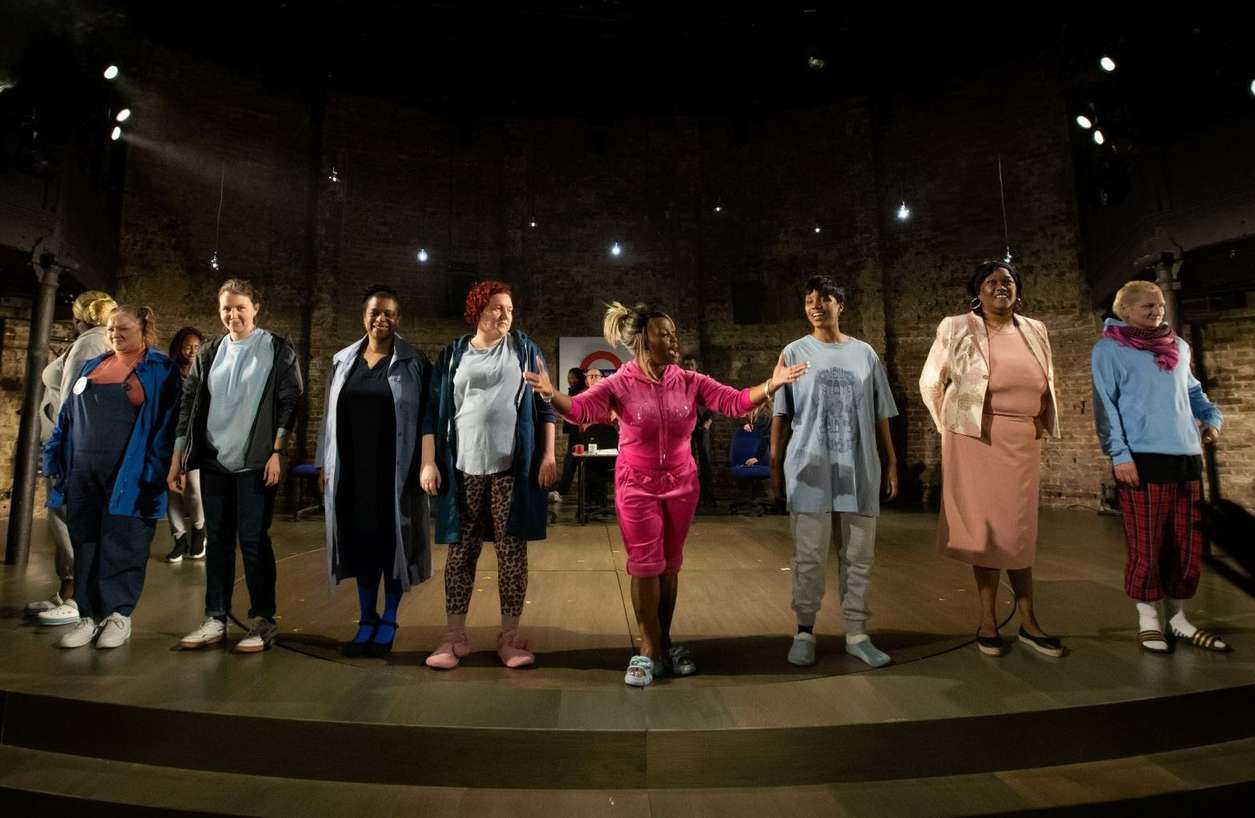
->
[1165,598,1196,638]
[1136,601,1162,633]
[1137,602,1168,650]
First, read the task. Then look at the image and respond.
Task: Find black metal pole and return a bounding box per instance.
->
[5,261,59,566]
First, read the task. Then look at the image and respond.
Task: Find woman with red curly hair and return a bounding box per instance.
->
[420,281,558,669]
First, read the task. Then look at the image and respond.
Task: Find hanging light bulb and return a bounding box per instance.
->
[110,125,122,141]
[1075,114,1093,129]
[529,219,537,228]
[1099,56,1116,72]
[103,65,119,80]
[209,251,220,271]
[1093,129,1105,145]
[813,225,822,234]
[897,201,911,220]
[417,248,429,263]
[610,242,622,256]
[713,204,723,213]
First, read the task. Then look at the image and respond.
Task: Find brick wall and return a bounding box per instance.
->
[9,48,1136,512]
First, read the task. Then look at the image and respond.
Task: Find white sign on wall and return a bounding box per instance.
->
[556,337,630,385]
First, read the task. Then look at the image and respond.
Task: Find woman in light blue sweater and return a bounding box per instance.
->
[1091,280,1228,655]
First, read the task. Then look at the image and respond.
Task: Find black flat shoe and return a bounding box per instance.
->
[1018,627,1065,658]
[976,629,1008,657]
[365,620,399,658]
[341,618,379,658]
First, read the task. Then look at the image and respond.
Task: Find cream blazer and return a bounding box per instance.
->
[919,312,1060,440]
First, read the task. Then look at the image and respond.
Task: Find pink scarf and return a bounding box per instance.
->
[1103,323,1179,371]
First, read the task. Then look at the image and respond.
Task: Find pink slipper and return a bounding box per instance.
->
[496,630,535,668]
[425,630,471,669]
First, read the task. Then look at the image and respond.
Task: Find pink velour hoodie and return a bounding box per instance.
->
[565,359,753,472]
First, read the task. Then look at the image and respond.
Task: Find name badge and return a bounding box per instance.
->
[73,377,89,395]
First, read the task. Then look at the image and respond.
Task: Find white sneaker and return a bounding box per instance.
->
[38,599,80,626]
[59,618,99,649]
[179,617,226,649]
[25,592,64,616]
[548,491,562,504]
[787,631,817,666]
[234,617,278,653]
[96,613,132,649]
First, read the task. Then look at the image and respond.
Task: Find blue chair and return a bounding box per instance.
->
[728,427,770,516]
[289,463,324,521]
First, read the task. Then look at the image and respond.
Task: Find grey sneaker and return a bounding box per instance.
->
[235,617,278,653]
[787,632,817,666]
[59,618,99,649]
[179,617,226,649]
[96,613,132,649]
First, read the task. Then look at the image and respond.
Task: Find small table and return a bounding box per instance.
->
[575,448,618,525]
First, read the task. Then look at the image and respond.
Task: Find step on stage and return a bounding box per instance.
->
[1,509,1253,816]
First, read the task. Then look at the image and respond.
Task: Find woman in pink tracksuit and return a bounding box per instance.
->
[527,302,808,686]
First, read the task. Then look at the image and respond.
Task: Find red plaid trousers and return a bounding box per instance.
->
[1117,479,1203,602]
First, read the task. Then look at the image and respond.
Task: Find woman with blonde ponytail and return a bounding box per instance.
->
[527,301,809,686]
[26,290,117,624]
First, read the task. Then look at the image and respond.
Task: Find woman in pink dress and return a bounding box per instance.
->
[526,302,807,686]
[919,261,1064,658]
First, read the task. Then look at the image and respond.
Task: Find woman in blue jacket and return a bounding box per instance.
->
[316,285,432,657]
[419,280,558,670]
[43,305,179,650]
[1092,280,1227,655]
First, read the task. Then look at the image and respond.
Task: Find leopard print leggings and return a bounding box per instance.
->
[444,471,528,616]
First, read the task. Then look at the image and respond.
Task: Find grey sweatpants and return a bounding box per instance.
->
[47,478,74,581]
[790,511,877,635]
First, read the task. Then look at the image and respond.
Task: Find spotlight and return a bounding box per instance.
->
[417,248,429,263]
[813,225,822,234]
[1075,114,1093,129]
[529,219,536,228]
[897,202,911,220]
[327,166,339,183]
[610,242,622,256]
[1099,56,1116,72]
[110,126,122,141]
[209,251,220,271]
[713,205,722,213]
[116,108,131,123]
[103,65,119,80]
[1093,129,1105,145]
[1249,78,1255,96]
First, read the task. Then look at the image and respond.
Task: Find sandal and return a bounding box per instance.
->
[666,645,697,676]
[624,655,654,687]
[1138,629,1171,655]
[1170,626,1232,653]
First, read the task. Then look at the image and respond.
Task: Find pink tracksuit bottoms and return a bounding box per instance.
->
[615,458,700,577]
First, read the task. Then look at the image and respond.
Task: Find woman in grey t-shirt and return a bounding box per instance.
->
[421,281,558,670]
